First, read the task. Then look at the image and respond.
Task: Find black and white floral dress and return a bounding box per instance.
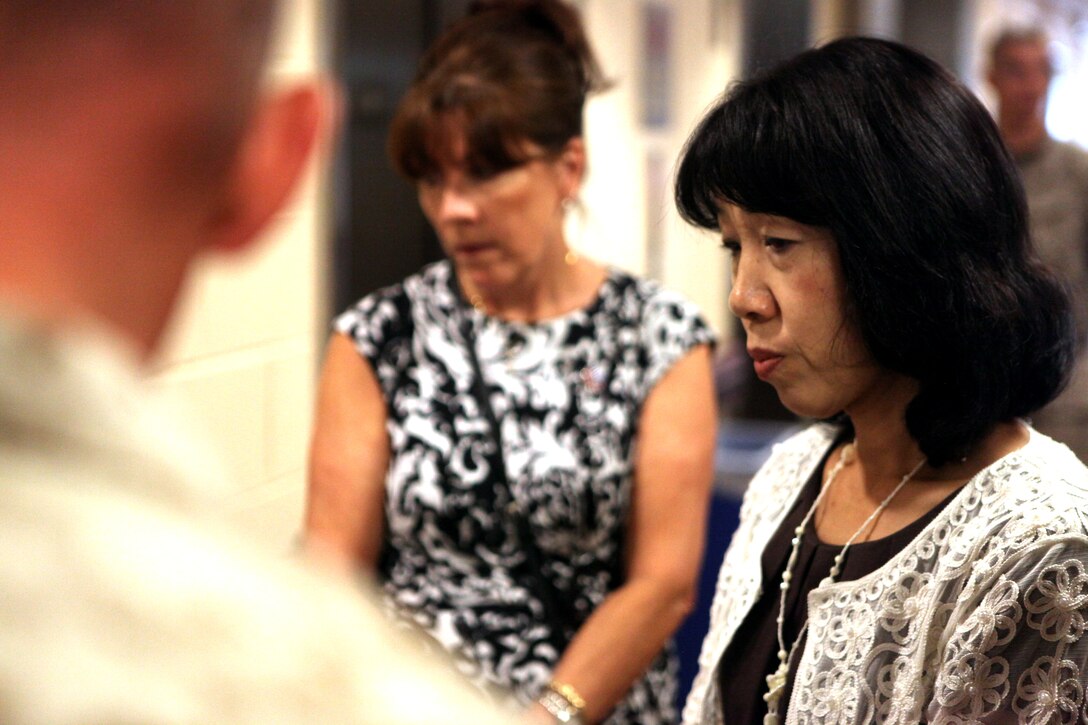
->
[335,260,715,723]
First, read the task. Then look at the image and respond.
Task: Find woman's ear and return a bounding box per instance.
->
[205,78,340,253]
[557,136,587,200]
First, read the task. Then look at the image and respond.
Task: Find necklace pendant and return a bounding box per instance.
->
[766,664,788,696]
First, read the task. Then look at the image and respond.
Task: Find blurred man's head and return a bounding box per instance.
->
[0,1,329,357]
[987,27,1053,127]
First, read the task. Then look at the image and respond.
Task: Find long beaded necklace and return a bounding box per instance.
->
[762,442,927,725]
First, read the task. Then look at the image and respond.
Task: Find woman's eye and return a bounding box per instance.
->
[765,237,796,252]
[720,239,740,254]
[466,165,502,183]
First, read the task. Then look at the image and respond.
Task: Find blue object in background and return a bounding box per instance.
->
[673,492,741,703]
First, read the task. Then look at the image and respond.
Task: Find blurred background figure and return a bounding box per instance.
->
[0,1,515,722]
[305,1,717,722]
[987,26,1088,461]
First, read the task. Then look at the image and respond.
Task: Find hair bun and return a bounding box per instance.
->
[466,0,610,93]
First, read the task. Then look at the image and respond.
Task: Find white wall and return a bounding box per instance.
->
[151,0,328,551]
[578,0,739,338]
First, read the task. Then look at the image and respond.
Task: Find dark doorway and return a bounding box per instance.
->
[330,0,472,314]
[742,0,811,77]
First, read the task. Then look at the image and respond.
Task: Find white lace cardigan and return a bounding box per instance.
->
[683,422,1088,724]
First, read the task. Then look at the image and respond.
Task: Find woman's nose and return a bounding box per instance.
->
[435,184,479,224]
[728,261,775,322]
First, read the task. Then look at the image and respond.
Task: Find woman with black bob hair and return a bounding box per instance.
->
[679,37,1088,724]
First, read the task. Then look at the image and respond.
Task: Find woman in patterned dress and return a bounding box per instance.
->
[676,37,1088,725]
[305,2,717,722]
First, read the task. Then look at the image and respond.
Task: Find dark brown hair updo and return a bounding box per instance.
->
[388,0,609,181]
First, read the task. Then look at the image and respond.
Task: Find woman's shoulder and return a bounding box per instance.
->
[333,261,456,350]
[598,267,716,339]
[592,268,717,397]
[764,421,840,466]
[741,422,839,505]
[602,267,697,309]
[965,428,1088,538]
[1000,428,1088,497]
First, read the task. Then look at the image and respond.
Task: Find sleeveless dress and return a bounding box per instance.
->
[335,260,715,723]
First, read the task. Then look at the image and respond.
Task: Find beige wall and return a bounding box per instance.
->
[151,0,328,551]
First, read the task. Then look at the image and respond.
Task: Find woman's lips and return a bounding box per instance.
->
[452,242,495,257]
[749,349,784,380]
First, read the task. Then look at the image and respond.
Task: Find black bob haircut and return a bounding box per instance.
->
[675,36,1074,466]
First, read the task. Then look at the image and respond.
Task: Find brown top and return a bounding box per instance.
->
[717,443,961,723]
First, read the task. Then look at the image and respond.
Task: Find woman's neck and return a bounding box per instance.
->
[458,247,603,323]
[844,379,1029,490]
[820,384,1028,544]
[844,376,925,486]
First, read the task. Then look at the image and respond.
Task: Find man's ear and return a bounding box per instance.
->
[206,79,339,253]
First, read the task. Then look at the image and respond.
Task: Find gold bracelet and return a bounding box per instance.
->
[537,689,584,724]
[548,680,587,713]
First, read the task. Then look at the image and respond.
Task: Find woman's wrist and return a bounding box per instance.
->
[535,680,587,724]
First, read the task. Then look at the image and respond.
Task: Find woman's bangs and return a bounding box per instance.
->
[389,82,531,180]
[678,88,826,230]
[715,97,826,224]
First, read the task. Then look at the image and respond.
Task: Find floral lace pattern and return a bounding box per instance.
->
[683,423,1088,724]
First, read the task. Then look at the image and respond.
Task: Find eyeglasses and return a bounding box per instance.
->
[416,156,548,205]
